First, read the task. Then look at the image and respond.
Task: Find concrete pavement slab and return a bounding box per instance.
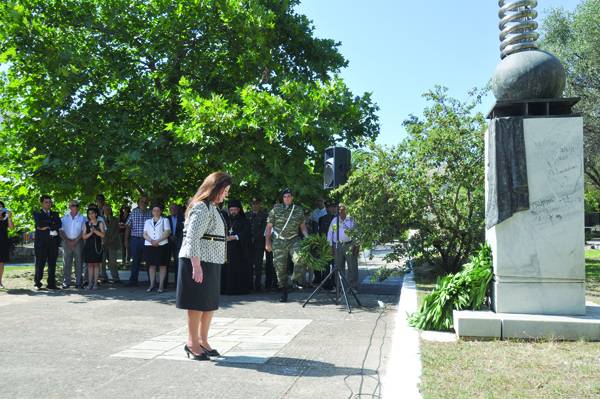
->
[0,258,400,399]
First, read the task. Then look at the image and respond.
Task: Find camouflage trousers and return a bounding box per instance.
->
[272,237,306,288]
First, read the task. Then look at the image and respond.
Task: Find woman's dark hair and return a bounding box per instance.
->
[40,195,51,203]
[151,203,164,212]
[87,207,98,218]
[186,172,232,218]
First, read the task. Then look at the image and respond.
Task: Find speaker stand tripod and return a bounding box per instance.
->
[302,261,362,313]
[303,198,362,313]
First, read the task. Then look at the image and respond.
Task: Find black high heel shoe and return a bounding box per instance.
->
[200,344,220,357]
[184,345,209,361]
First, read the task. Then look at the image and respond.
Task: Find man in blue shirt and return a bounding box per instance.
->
[124,196,151,286]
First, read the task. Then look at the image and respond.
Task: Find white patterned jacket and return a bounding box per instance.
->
[178,201,227,264]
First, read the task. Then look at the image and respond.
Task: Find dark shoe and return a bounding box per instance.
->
[112,280,123,284]
[184,345,210,361]
[291,280,304,290]
[47,285,61,290]
[125,281,138,287]
[279,287,288,303]
[200,344,220,357]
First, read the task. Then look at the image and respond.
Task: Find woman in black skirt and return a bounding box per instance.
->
[82,207,105,290]
[143,204,171,293]
[177,171,231,361]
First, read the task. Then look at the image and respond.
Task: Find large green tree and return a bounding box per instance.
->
[541,0,600,190]
[341,87,486,274]
[0,0,379,222]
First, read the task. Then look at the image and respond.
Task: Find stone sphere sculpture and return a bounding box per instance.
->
[491,0,566,101]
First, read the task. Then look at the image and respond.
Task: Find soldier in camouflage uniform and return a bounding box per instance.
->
[265,188,309,302]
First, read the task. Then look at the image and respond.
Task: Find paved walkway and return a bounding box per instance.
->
[0,251,401,399]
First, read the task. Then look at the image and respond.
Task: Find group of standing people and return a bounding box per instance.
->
[32,195,124,290]
[1,170,360,363]
[123,196,184,291]
[18,193,184,292]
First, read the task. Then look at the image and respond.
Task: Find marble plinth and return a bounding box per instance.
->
[486,116,585,315]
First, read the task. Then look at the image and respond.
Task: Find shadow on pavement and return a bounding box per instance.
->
[2,270,401,311]
[214,356,377,377]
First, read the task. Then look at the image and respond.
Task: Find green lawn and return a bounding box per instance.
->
[585,249,600,304]
[0,264,64,291]
[416,249,600,399]
[0,261,132,292]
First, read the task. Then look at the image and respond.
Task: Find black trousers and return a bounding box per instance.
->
[251,240,265,289]
[34,238,59,288]
[264,250,277,289]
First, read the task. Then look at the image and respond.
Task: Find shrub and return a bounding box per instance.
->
[408,244,492,331]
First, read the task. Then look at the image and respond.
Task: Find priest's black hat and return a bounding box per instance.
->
[228,199,242,209]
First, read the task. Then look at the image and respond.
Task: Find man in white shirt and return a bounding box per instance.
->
[327,204,359,291]
[59,201,86,288]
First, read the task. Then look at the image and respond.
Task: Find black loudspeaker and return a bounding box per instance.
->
[324,146,351,189]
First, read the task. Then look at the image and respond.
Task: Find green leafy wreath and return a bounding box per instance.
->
[298,234,334,272]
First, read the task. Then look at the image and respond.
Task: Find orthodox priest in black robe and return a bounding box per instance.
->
[221,200,253,295]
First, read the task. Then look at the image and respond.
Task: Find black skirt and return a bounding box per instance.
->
[143,244,170,266]
[176,258,222,311]
[83,236,103,263]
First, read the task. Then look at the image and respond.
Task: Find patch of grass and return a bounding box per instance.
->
[1,265,65,291]
[420,339,600,399]
[417,249,600,398]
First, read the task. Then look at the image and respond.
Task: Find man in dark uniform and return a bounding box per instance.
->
[33,195,62,290]
[247,198,268,291]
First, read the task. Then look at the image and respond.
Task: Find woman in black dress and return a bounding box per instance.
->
[177,172,231,361]
[82,207,105,290]
[0,201,14,289]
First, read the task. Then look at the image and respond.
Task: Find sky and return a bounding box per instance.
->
[295,0,583,146]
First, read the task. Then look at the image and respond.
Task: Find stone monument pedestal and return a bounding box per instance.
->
[454,99,600,340]
[489,115,585,315]
[454,306,600,340]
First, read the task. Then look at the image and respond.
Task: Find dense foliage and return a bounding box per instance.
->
[0,0,379,229]
[408,244,493,331]
[340,87,486,273]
